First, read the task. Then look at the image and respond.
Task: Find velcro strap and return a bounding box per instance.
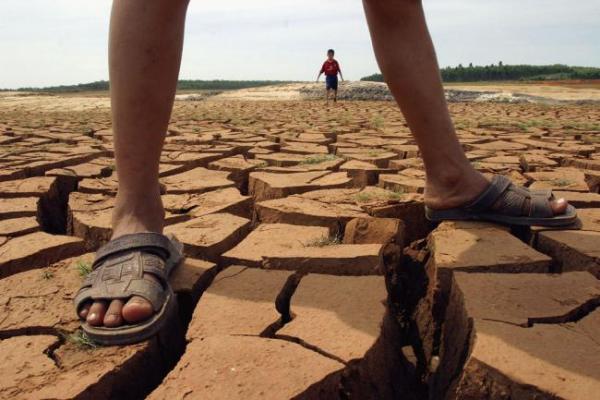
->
[466,175,512,212]
[93,232,173,269]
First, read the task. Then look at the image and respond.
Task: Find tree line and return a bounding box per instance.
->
[5,80,295,93]
[361,63,600,83]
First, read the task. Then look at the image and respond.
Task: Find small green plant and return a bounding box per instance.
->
[66,330,97,350]
[41,269,54,280]
[75,260,93,277]
[387,189,405,200]
[371,115,385,130]
[550,178,573,187]
[453,120,472,130]
[300,154,338,165]
[305,234,342,247]
[354,192,373,203]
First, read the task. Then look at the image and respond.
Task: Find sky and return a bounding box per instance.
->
[1,0,599,89]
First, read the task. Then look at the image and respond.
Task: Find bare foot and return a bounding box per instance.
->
[78,190,166,327]
[424,167,568,215]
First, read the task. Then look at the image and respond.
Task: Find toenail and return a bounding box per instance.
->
[106,314,118,323]
[88,312,97,321]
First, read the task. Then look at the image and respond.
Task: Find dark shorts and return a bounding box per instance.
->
[325,75,338,90]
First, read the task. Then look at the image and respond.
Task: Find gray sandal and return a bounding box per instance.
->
[74,232,184,346]
[425,175,577,227]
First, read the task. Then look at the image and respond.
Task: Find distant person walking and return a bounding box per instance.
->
[74,0,575,346]
[316,49,344,103]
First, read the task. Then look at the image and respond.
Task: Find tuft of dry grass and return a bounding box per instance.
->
[305,234,342,247]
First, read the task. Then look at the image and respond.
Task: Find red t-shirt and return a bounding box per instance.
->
[321,60,341,76]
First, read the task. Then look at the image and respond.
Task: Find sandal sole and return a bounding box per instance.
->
[425,204,578,227]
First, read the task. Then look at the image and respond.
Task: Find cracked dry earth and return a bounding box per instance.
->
[0,98,599,400]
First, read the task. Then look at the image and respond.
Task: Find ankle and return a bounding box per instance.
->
[111,191,165,239]
[426,162,479,189]
[424,164,489,210]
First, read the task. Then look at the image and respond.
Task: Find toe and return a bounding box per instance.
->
[79,302,91,319]
[104,299,125,327]
[86,300,108,326]
[122,273,161,323]
[122,296,154,324]
[551,198,568,215]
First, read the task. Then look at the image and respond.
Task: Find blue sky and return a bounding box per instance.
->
[1,0,599,88]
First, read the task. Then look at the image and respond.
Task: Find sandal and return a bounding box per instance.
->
[425,175,577,227]
[74,232,184,346]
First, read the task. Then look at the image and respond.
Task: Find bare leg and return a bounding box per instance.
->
[79,0,190,328]
[362,0,567,213]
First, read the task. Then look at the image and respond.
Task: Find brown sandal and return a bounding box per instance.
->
[73,232,184,346]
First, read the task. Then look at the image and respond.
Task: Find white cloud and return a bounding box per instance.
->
[0,0,598,88]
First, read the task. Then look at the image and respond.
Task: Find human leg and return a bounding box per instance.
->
[361,0,568,216]
[79,0,190,328]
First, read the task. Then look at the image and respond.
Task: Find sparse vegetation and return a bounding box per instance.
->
[354,192,373,203]
[355,188,404,203]
[563,122,600,131]
[370,115,385,130]
[300,154,339,165]
[387,189,405,200]
[550,178,573,187]
[65,330,98,350]
[75,260,93,277]
[41,269,54,280]
[305,234,342,247]
[453,120,473,130]
[473,117,559,132]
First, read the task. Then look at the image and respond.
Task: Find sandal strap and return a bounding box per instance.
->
[530,188,553,199]
[499,186,528,216]
[94,232,174,268]
[466,175,512,212]
[466,175,554,218]
[529,192,554,218]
